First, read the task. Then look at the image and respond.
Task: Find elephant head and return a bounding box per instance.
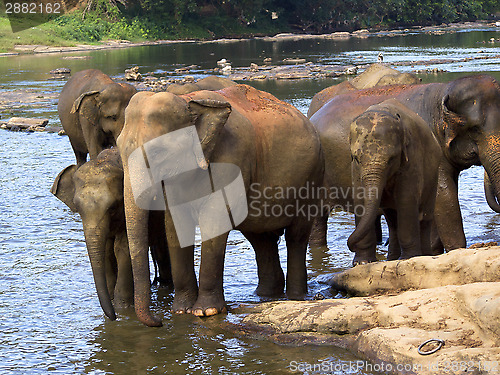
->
[117,90,232,327]
[71,82,137,142]
[51,149,125,321]
[347,101,410,250]
[440,75,500,207]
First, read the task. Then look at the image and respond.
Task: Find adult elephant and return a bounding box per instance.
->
[117,84,324,326]
[309,74,500,257]
[58,69,137,166]
[166,76,236,95]
[51,148,172,320]
[307,63,420,118]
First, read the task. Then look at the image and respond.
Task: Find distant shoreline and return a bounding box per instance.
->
[1,20,498,58]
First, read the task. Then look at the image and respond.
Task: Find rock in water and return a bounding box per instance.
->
[50,68,71,75]
[125,66,143,81]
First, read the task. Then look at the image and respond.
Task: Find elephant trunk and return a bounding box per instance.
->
[82,221,116,320]
[348,173,384,251]
[484,170,500,213]
[123,171,162,327]
[480,145,500,214]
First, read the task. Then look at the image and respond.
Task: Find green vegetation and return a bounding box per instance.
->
[0,0,498,52]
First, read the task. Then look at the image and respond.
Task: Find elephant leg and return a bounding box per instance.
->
[396,201,421,259]
[285,219,312,300]
[149,212,173,289]
[420,219,433,256]
[75,150,88,167]
[104,237,117,298]
[375,214,383,245]
[384,209,401,261]
[165,209,198,314]
[192,232,229,317]
[351,214,378,265]
[243,231,285,297]
[113,231,134,308]
[434,166,466,250]
[430,220,445,255]
[308,209,329,249]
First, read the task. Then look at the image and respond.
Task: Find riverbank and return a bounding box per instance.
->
[1,20,498,57]
[232,246,500,375]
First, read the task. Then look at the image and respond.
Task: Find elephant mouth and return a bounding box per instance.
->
[449,138,480,168]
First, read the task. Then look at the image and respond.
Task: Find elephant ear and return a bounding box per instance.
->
[70,90,100,114]
[51,165,78,212]
[188,98,232,168]
[441,94,467,148]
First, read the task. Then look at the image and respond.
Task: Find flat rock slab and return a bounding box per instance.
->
[329,247,500,296]
[7,117,48,128]
[0,90,58,111]
[236,247,500,374]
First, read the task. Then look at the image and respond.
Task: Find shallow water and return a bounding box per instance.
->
[0,28,499,374]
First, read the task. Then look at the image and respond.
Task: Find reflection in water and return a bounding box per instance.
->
[0,29,499,374]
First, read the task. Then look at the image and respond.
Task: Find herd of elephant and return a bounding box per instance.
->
[50,65,500,327]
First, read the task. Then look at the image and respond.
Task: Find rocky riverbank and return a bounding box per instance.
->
[1,20,498,58]
[231,246,500,374]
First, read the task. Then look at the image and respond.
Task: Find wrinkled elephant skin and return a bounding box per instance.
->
[51,149,171,320]
[117,84,324,326]
[58,69,137,166]
[348,99,441,264]
[310,75,500,253]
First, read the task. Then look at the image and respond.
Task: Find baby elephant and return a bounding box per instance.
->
[348,99,441,264]
[51,148,171,321]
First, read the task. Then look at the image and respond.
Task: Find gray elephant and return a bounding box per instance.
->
[58,69,137,166]
[51,148,172,320]
[166,76,236,95]
[348,99,441,263]
[307,64,420,118]
[309,74,500,259]
[117,84,324,326]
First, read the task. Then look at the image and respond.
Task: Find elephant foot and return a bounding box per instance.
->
[286,282,307,300]
[172,290,198,315]
[153,276,174,290]
[255,276,285,297]
[191,294,227,317]
[398,252,421,260]
[286,289,306,300]
[255,284,284,297]
[352,253,377,267]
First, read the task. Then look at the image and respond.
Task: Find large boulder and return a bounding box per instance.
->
[238,247,500,374]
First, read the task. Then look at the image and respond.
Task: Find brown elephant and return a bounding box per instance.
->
[117,84,324,326]
[51,148,171,320]
[307,63,420,118]
[309,74,500,259]
[348,99,441,263]
[166,76,236,95]
[58,69,137,166]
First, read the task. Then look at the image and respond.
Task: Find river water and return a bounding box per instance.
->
[1,27,500,374]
